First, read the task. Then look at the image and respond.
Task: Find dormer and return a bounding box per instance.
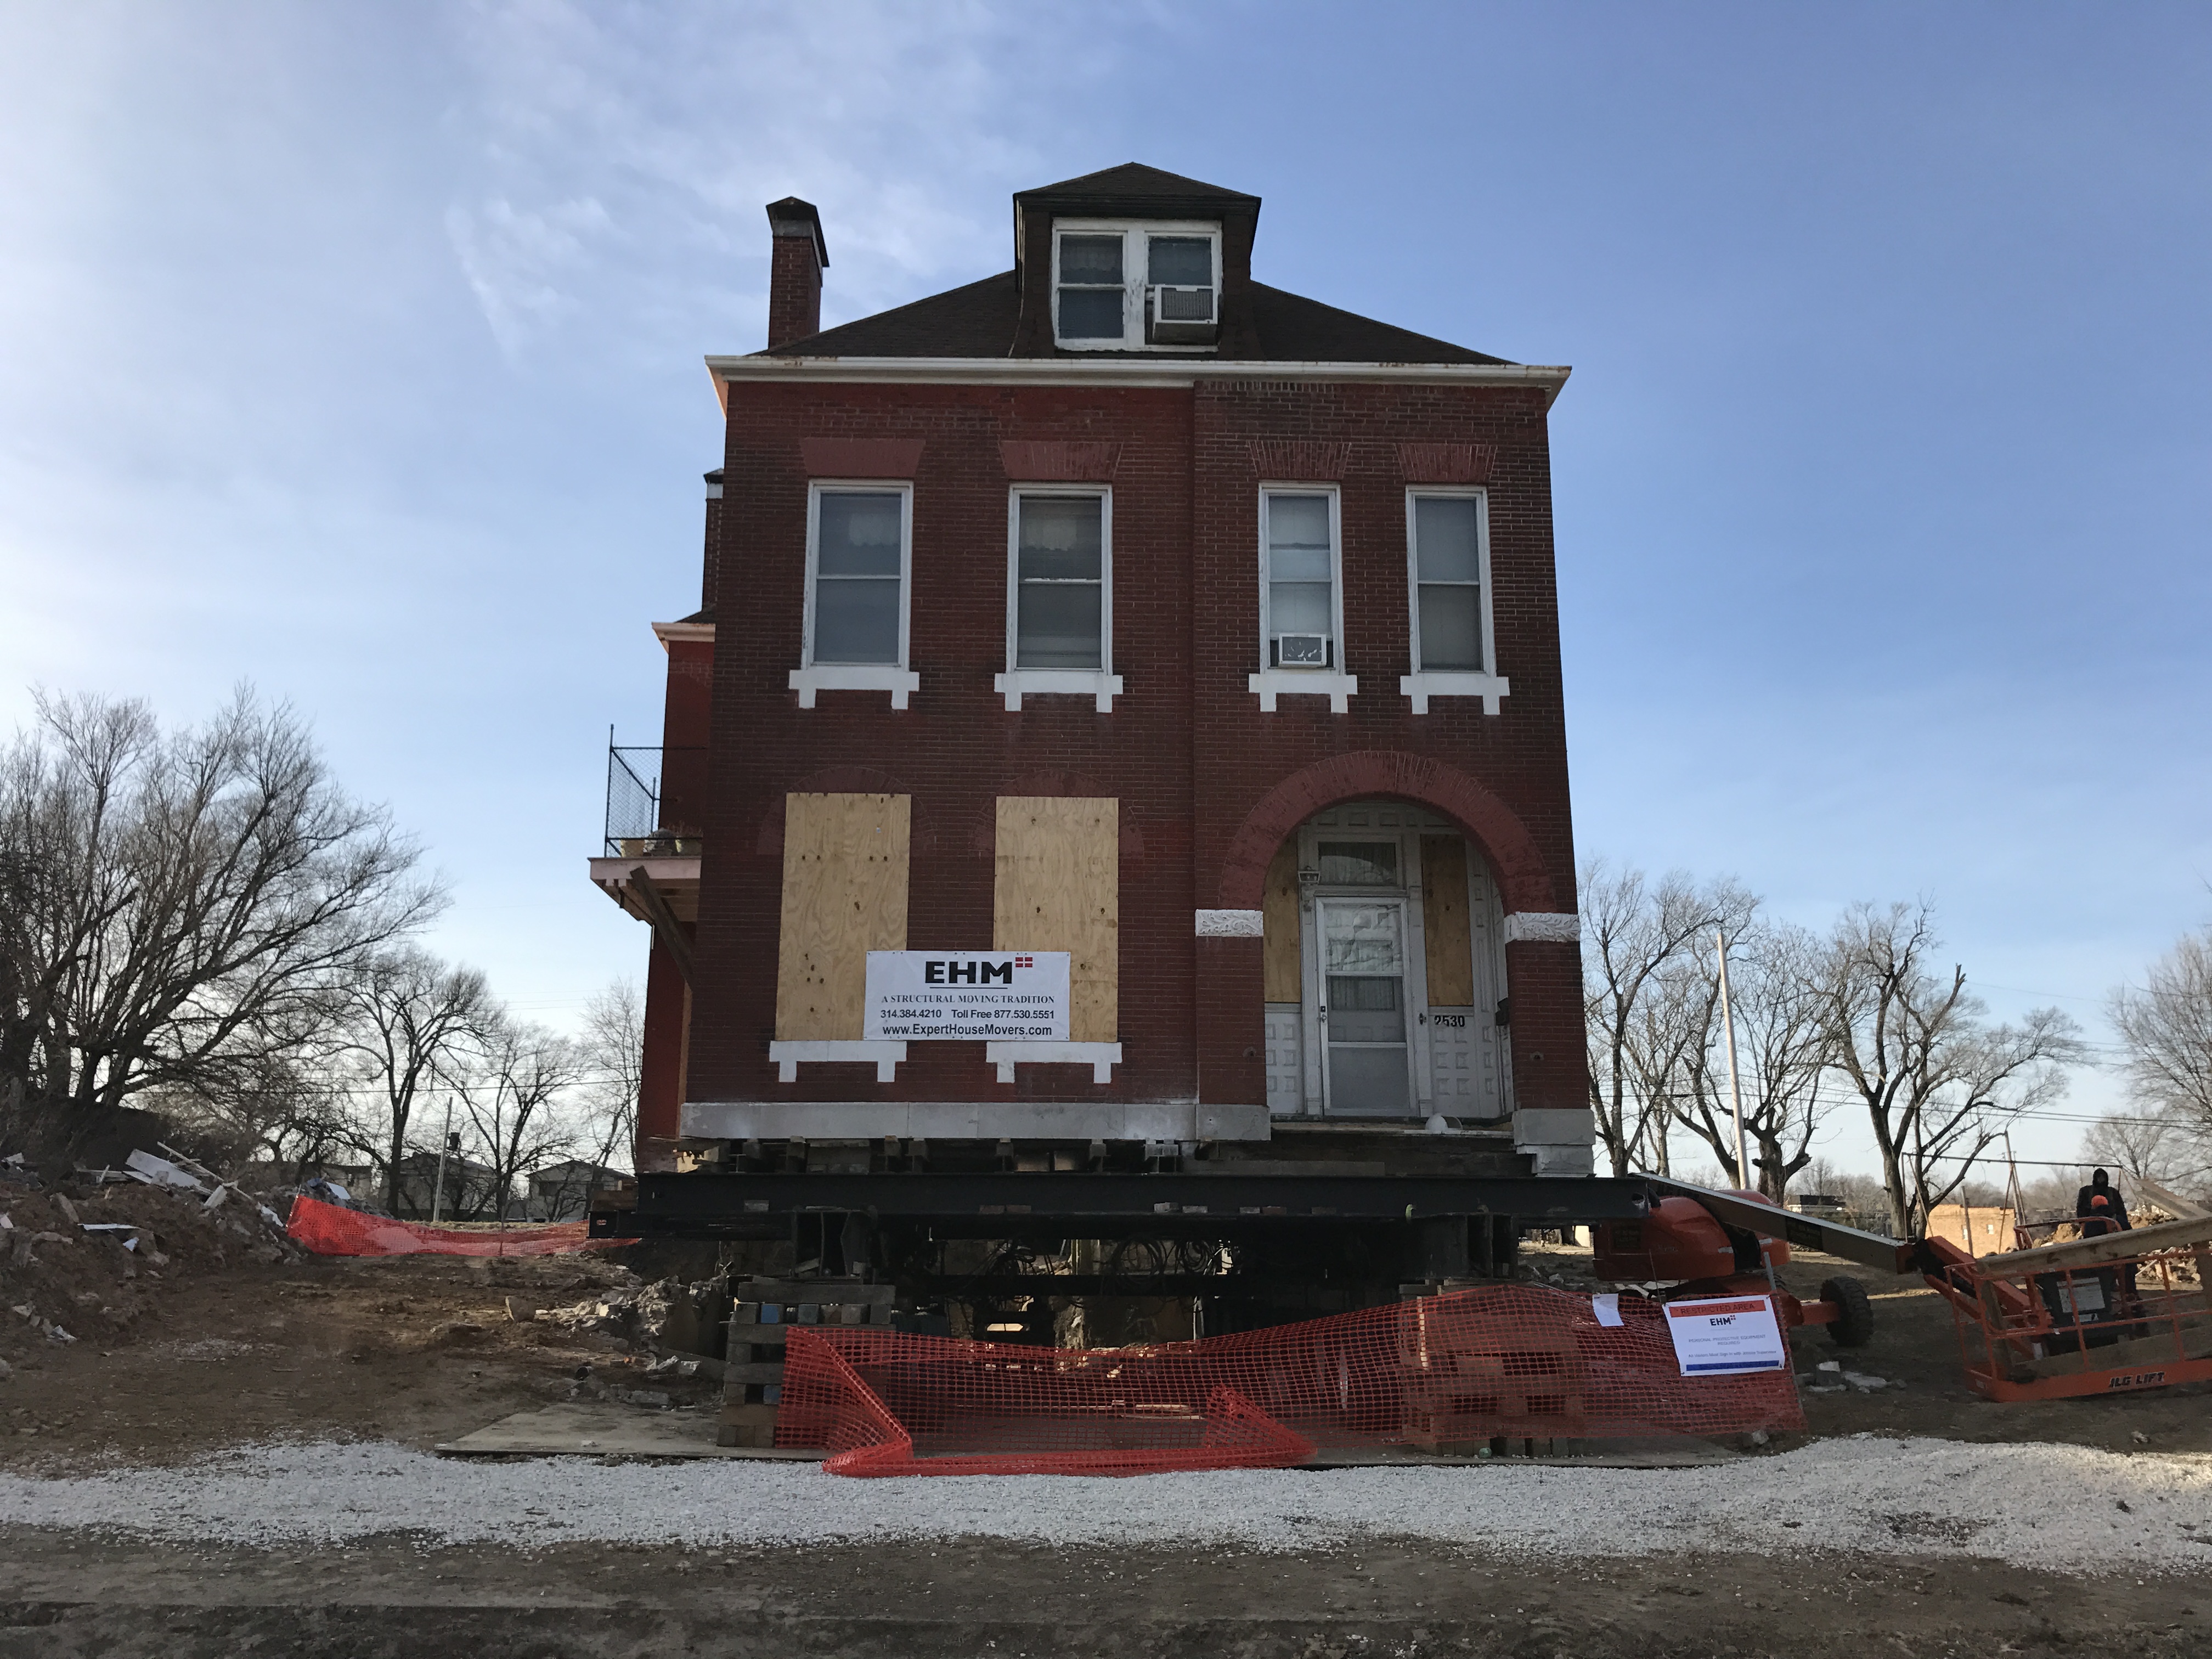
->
[1009,164,1262,358]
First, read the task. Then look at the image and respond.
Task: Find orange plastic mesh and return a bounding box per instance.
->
[780,1284,1802,1476]
[284,1194,623,1257]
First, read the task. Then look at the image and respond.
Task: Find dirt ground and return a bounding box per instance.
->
[4,1223,2210,1657]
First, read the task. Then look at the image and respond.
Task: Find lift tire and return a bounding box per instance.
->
[1822,1276,1875,1348]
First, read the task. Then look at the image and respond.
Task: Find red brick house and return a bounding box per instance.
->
[592,163,1592,1194]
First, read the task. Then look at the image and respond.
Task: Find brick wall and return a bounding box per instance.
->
[682,376,1587,1114]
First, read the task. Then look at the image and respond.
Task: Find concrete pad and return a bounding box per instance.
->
[434,1402,820,1460]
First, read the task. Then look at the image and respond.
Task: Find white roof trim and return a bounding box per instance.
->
[707,354,1571,404]
[652,620,715,646]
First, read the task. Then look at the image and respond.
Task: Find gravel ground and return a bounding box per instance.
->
[4,1434,2209,1572]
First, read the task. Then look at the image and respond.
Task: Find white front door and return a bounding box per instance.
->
[1317,898,1413,1116]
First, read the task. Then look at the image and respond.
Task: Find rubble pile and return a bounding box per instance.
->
[0,1158,302,1356]
[530,1275,730,1359]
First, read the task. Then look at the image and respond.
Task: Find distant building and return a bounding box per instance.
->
[1925,1202,2016,1257]
[526,1160,624,1221]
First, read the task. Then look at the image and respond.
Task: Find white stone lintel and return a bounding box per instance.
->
[1504,911,1581,945]
[1195,909,1266,938]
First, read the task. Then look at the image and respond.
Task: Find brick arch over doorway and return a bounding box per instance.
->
[1217,752,1562,916]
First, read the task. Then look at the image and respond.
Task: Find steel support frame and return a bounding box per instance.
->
[592,1171,1653,1239]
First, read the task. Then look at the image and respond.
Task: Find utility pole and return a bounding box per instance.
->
[1716,929,1750,1191]
[429,1099,455,1224]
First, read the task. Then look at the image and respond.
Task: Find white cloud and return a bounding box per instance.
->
[439,0,1103,357]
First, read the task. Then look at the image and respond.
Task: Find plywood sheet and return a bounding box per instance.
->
[1262,839,1303,1003]
[1421,836,1475,1008]
[994,797,1118,1042]
[775,793,910,1040]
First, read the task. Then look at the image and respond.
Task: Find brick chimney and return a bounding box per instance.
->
[765,197,827,348]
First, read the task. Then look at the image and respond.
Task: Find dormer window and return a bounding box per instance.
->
[1052,222,1220,350]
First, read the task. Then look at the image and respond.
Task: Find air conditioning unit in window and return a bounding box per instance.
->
[1147,284,1217,345]
[1272,634,1331,668]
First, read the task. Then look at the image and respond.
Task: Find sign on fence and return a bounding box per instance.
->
[864,951,1070,1041]
[1663,1294,1787,1376]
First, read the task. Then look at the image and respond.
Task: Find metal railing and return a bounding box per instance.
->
[603,736,707,857]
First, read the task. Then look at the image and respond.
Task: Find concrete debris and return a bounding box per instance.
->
[503,1296,543,1324]
[532,1277,728,1358]
[1843,1372,1888,1392]
[0,1357,12,1381]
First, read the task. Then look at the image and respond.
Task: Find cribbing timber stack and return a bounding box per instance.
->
[721,1278,895,1447]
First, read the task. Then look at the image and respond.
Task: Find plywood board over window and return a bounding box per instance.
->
[1420,836,1476,1007]
[775,793,911,1040]
[1262,839,1303,1003]
[994,797,1118,1042]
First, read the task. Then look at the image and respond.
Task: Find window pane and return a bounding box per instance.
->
[1017,582,1103,669]
[1418,584,1483,670]
[1269,580,1332,637]
[1147,236,1211,285]
[1058,234,1122,284]
[1322,903,1403,972]
[816,493,902,576]
[1268,544,1331,583]
[1266,494,1330,552]
[1318,842,1399,886]
[1414,496,1481,583]
[1017,496,1102,581]
[1057,287,1124,340]
[813,577,901,663]
[1328,975,1402,1014]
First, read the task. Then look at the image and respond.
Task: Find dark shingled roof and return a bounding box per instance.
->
[761,273,1510,366]
[1014,162,1262,212]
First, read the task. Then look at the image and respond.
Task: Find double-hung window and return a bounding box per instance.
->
[995,488,1121,711]
[1052,222,1221,350]
[1400,488,1508,715]
[790,482,921,709]
[1249,487,1357,712]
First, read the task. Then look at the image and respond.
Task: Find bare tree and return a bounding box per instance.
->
[1819,901,2084,1237]
[1580,862,1752,1177]
[2081,1108,2207,1198]
[2109,927,2212,1138]
[333,947,489,1214]
[1669,922,1836,1199]
[149,1046,363,1184]
[0,687,438,1154]
[575,978,643,1182]
[453,1016,582,1220]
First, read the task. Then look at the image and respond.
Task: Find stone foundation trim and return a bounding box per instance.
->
[767,1040,907,1084]
[680,1099,1272,1143]
[1194,909,1266,937]
[1503,911,1580,944]
[986,1040,1122,1085]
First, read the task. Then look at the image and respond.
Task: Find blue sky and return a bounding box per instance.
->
[3,2,2207,1173]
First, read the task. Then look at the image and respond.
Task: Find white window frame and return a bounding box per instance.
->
[790,479,922,710]
[1249,483,1357,713]
[1051,219,1222,353]
[1400,487,1510,716]
[995,484,1122,712]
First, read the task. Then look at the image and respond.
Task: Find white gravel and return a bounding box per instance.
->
[3,1436,2210,1573]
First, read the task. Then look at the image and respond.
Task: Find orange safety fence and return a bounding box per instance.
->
[780,1283,1803,1477]
[284,1194,625,1258]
